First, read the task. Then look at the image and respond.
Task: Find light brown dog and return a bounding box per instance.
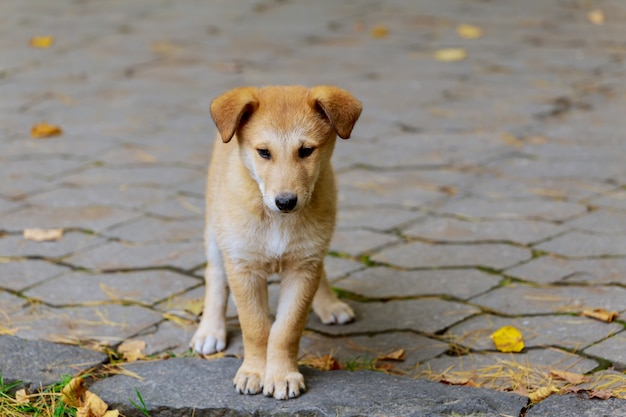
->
[191,85,362,399]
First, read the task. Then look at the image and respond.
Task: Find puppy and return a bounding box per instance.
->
[191,85,362,400]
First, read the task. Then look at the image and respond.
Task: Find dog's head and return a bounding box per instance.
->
[210,85,362,213]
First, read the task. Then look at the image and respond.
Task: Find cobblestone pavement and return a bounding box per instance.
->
[2,0,626,415]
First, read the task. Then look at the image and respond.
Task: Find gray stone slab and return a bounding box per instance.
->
[0,336,107,390]
[13,304,163,345]
[536,232,626,257]
[0,232,108,258]
[90,357,528,417]
[584,331,626,368]
[300,331,449,372]
[3,158,87,180]
[323,256,364,281]
[24,269,199,306]
[440,197,586,221]
[372,241,531,270]
[329,229,400,257]
[590,189,626,210]
[0,204,138,232]
[470,284,626,316]
[446,314,622,351]
[335,267,500,300]
[307,299,480,335]
[525,393,626,417]
[64,240,204,271]
[418,349,598,390]
[337,206,423,231]
[506,256,626,285]
[144,194,205,219]
[566,209,626,235]
[58,165,199,187]
[404,217,564,245]
[0,260,70,292]
[105,217,204,243]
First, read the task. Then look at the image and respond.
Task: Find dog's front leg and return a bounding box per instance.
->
[227,260,271,395]
[263,261,321,400]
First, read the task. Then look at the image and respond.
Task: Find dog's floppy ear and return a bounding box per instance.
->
[309,86,362,139]
[210,87,260,143]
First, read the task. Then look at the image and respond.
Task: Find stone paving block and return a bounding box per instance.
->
[91,357,528,417]
[372,241,531,269]
[536,231,626,257]
[300,331,449,372]
[24,269,199,306]
[0,290,27,324]
[525,393,626,417]
[0,260,70,292]
[4,158,88,180]
[0,232,108,258]
[335,267,500,300]
[590,189,626,210]
[329,229,400,257]
[64,240,204,271]
[470,283,626,316]
[59,165,199,187]
[506,256,626,285]
[494,157,623,181]
[336,206,423,231]
[2,133,118,160]
[404,217,564,245]
[25,184,173,211]
[565,209,626,235]
[0,176,51,200]
[440,197,587,221]
[144,194,205,219]
[0,197,23,214]
[307,299,480,335]
[105,216,204,243]
[0,336,107,390]
[13,304,163,345]
[584,331,626,368]
[445,314,622,351]
[323,256,364,281]
[337,168,456,208]
[0,204,139,231]
[417,349,598,390]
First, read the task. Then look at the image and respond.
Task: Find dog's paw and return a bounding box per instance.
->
[191,328,226,355]
[315,299,355,325]
[263,371,305,400]
[234,365,264,395]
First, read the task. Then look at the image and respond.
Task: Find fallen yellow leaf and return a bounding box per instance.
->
[0,325,19,336]
[103,411,120,417]
[528,385,559,402]
[587,9,605,25]
[23,228,64,242]
[582,308,619,323]
[77,391,108,417]
[377,348,405,361]
[550,369,588,385]
[456,24,482,39]
[490,325,524,353]
[371,25,389,39]
[30,36,54,48]
[434,48,467,62]
[117,340,146,362]
[31,122,63,138]
[299,354,340,371]
[62,377,87,408]
[183,298,204,316]
[501,132,524,149]
[15,389,29,405]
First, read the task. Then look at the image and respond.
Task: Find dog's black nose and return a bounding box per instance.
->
[275,193,297,212]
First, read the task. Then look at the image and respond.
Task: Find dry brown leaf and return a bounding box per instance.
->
[30,36,54,48]
[501,132,524,148]
[117,340,146,362]
[151,40,184,56]
[31,122,63,138]
[456,24,482,39]
[589,389,613,400]
[377,348,405,361]
[0,325,19,336]
[434,48,467,62]
[77,391,108,417]
[15,389,29,405]
[528,385,559,402]
[490,325,524,353]
[371,25,389,39]
[103,411,120,417]
[299,354,340,371]
[183,298,204,316]
[582,308,619,323]
[62,377,87,408]
[23,228,64,242]
[550,370,589,385]
[587,10,605,25]
[439,376,479,387]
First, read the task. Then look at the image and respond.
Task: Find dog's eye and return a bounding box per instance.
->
[257,149,271,160]
[298,147,315,158]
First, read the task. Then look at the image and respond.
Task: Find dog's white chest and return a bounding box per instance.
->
[265,221,291,257]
